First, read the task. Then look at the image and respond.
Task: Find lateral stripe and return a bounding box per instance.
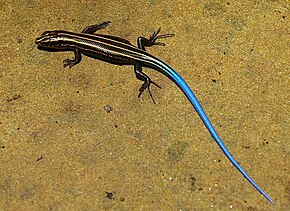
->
[56,32,163,68]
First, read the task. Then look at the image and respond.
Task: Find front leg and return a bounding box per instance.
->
[134,63,161,104]
[63,49,82,68]
[82,21,111,34]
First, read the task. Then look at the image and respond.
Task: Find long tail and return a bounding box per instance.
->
[153,59,274,204]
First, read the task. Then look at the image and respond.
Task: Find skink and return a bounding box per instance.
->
[35,21,273,204]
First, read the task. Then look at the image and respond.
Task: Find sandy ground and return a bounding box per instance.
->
[0,0,289,210]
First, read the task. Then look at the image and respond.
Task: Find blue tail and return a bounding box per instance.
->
[153,59,274,204]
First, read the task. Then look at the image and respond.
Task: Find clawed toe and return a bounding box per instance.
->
[138,80,161,104]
